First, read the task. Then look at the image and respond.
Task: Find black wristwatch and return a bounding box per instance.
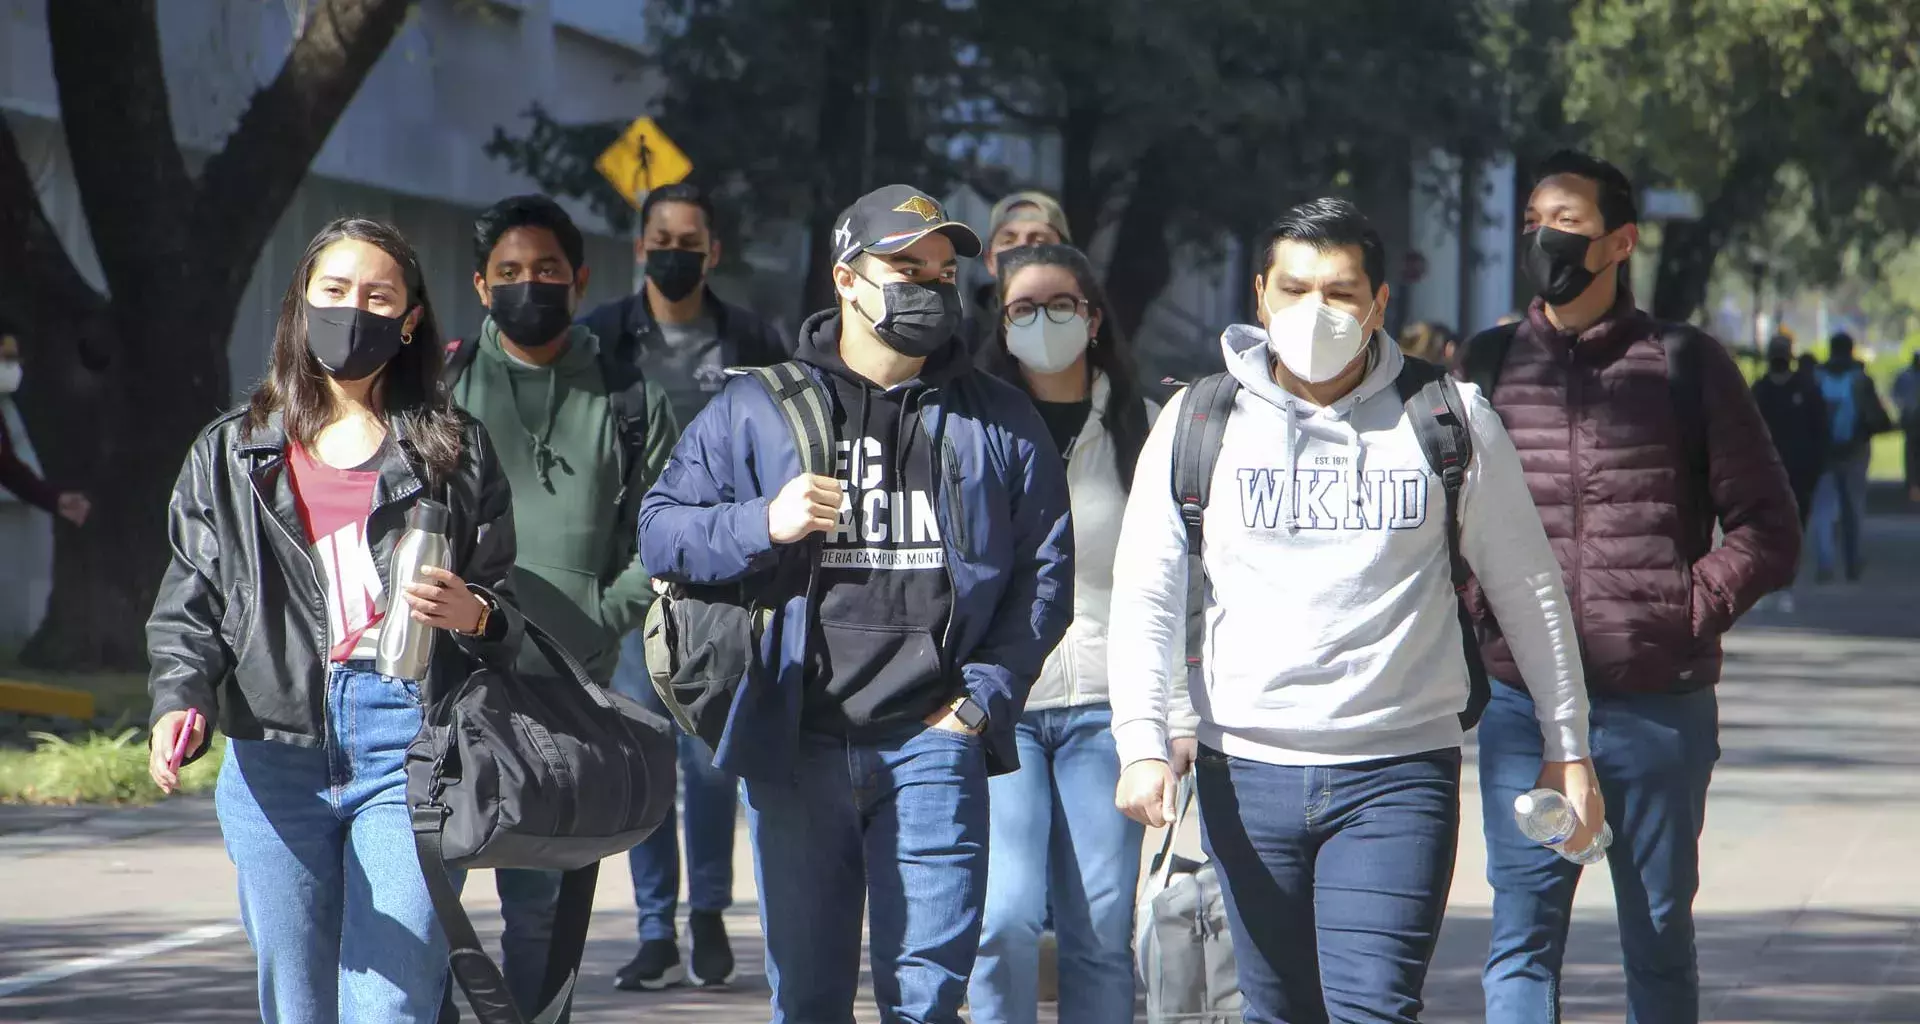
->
[950,695,988,733]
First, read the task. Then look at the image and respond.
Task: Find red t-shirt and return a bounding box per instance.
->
[286,443,385,662]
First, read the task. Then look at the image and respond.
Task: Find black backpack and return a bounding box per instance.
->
[641,361,835,750]
[1170,357,1489,729]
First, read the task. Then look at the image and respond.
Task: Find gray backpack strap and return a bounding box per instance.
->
[745,362,836,478]
[1168,373,1241,686]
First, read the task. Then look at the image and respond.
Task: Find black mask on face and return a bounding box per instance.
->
[487,281,575,348]
[305,301,407,382]
[645,248,707,303]
[1522,226,1606,306]
[851,272,962,358]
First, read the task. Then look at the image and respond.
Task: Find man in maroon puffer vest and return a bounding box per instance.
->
[1461,150,1800,1024]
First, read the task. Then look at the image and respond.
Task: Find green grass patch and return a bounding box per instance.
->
[0,729,223,805]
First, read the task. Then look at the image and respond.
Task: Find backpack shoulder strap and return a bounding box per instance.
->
[441,337,479,392]
[594,341,656,481]
[1168,372,1240,685]
[745,361,836,479]
[1396,355,1488,729]
[1459,321,1521,401]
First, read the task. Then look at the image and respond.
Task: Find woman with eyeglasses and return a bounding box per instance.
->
[968,243,1192,1024]
[145,216,522,1022]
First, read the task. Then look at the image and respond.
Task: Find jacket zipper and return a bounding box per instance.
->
[935,416,960,673]
[1568,366,1586,625]
[247,466,333,752]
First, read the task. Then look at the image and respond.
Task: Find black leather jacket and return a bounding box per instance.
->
[146,406,523,764]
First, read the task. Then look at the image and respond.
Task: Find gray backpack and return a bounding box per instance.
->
[1136,780,1241,1024]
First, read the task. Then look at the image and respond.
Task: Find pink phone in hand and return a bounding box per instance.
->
[167,709,203,773]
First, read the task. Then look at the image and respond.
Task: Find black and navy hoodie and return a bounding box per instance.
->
[638,309,1075,781]
[794,313,971,736]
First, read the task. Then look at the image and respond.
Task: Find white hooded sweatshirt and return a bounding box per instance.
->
[1108,326,1589,768]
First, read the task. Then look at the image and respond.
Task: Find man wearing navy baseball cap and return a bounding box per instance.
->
[638,183,1074,1022]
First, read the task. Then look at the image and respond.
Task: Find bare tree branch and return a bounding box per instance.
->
[0,113,108,341]
[46,0,193,304]
[189,0,417,296]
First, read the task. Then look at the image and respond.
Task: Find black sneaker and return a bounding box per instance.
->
[614,939,685,991]
[688,911,736,987]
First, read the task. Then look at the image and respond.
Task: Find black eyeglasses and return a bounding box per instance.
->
[1004,295,1088,327]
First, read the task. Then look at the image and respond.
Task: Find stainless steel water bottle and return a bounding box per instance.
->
[376,498,451,681]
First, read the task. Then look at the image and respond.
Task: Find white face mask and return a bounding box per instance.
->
[0,362,20,395]
[1264,297,1373,383]
[1005,313,1091,374]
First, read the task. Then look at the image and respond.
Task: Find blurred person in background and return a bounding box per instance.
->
[968,243,1188,1024]
[1893,351,1920,503]
[1811,332,1894,582]
[1398,320,1458,365]
[580,181,787,992]
[1751,334,1828,612]
[0,331,90,525]
[967,191,1072,351]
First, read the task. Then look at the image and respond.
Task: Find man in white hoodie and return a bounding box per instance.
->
[1109,198,1602,1022]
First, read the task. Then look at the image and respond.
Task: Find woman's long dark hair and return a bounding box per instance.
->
[246,217,463,483]
[988,243,1150,490]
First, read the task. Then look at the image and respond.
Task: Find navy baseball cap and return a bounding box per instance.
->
[832,184,983,265]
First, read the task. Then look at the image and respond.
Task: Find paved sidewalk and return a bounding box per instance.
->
[3,517,1917,1022]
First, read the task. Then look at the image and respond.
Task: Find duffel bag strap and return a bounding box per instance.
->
[414,803,593,1024]
[413,804,526,1024]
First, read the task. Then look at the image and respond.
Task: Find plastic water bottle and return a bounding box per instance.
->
[375,499,451,681]
[1513,788,1612,865]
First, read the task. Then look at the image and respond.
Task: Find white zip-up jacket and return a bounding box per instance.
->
[1108,327,1589,768]
[1025,374,1196,734]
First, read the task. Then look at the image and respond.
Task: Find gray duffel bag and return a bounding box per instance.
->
[1135,778,1241,1024]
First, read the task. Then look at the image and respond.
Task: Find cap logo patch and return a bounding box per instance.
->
[893,196,942,222]
[832,218,854,254]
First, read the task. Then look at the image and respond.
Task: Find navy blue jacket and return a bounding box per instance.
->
[638,312,1074,782]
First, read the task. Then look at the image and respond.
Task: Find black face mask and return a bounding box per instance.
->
[488,281,575,348]
[1522,226,1605,306]
[852,274,962,358]
[305,301,407,382]
[645,248,707,303]
[1769,356,1792,375]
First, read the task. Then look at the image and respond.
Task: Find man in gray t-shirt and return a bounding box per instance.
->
[578,182,788,993]
[647,311,728,430]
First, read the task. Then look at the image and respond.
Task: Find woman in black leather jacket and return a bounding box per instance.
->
[144,217,521,1022]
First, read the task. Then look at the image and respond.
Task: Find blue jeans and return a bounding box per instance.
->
[1809,451,1870,577]
[611,629,737,941]
[1479,681,1719,1024]
[1195,745,1461,1024]
[970,704,1142,1024]
[216,663,447,1023]
[742,724,991,1024]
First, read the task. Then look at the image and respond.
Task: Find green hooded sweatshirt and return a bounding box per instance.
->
[450,320,678,684]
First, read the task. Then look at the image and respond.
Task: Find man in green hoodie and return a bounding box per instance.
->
[445,193,678,1020]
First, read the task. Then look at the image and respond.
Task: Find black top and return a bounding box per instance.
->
[1034,398,1092,458]
[795,314,968,737]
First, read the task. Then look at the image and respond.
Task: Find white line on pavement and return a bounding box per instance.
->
[0,922,242,999]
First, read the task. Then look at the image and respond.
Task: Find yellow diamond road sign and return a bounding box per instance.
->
[596,117,692,209]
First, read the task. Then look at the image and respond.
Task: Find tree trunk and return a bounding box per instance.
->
[1104,146,1178,343]
[1650,153,1780,323]
[799,0,869,316]
[1057,99,1103,246]
[0,0,416,670]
